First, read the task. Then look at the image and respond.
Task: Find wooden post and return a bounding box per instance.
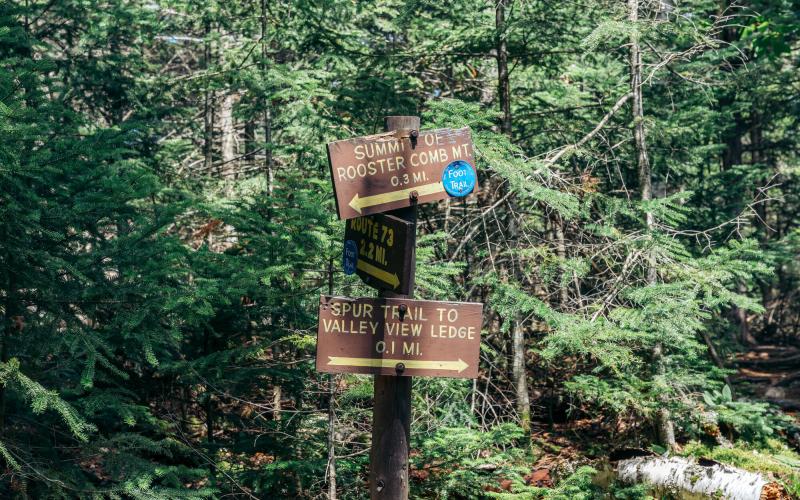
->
[369,115,419,500]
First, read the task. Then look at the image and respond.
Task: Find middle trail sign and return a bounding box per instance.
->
[327,127,476,220]
[344,213,415,294]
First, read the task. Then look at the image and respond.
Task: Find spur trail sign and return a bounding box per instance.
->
[343,213,414,294]
[326,127,476,220]
[316,295,482,379]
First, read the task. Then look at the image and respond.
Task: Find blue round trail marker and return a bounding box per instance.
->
[343,239,358,275]
[442,160,477,198]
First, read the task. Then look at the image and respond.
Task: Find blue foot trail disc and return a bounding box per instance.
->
[343,239,358,275]
[442,160,477,197]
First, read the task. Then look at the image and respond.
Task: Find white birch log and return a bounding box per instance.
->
[616,456,778,500]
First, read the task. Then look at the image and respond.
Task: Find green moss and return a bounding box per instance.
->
[784,475,800,498]
[681,440,800,477]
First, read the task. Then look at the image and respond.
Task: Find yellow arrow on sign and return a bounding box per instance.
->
[348,182,445,214]
[356,259,400,288]
[328,356,469,373]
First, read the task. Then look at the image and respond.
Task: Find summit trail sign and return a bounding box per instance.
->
[327,127,476,220]
[316,295,482,379]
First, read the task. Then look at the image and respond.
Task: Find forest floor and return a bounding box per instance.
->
[735,344,800,413]
[477,350,800,496]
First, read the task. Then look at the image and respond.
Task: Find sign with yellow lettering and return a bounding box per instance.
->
[316,295,483,378]
[344,213,414,294]
[327,127,476,220]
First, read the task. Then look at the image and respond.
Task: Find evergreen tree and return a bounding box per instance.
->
[1,0,798,497]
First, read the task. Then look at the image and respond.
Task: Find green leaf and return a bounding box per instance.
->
[722,385,732,403]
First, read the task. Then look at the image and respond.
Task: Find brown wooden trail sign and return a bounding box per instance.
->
[344,213,414,295]
[316,295,482,379]
[327,127,476,220]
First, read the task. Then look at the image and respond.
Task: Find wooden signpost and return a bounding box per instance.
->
[344,213,415,295]
[319,116,481,499]
[317,296,482,378]
[327,127,476,220]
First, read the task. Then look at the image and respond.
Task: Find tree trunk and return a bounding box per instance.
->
[259,0,282,424]
[327,257,337,500]
[203,329,214,443]
[719,2,745,171]
[628,0,675,451]
[554,215,569,308]
[752,110,777,344]
[203,18,214,173]
[327,374,337,500]
[261,0,274,193]
[700,330,734,391]
[629,0,653,230]
[244,119,256,164]
[219,92,236,177]
[496,0,528,432]
[495,0,511,136]
[272,383,282,421]
[0,251,16,431]
[737,281,756,345]
[512,321,530,432]
[652,347,675,448]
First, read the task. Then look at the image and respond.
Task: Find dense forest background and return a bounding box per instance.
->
[1,0,799,498]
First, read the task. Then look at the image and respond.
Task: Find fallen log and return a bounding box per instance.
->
[764,398,800,411]
[736,353,800,369]
[614,455,789,500]
[775,370,800,387]
[744,346,799,354]
[733,375,775,384]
